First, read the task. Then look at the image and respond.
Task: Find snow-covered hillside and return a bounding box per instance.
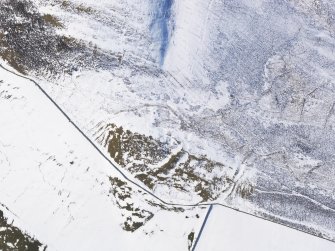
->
[0,62,208,250]
[1,0,335,250]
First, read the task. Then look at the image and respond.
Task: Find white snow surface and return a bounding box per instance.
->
[0,62,205,250]
[196,206,335,251]
[2,0,335,249]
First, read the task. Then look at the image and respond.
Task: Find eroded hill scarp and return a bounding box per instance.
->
[95,123,254,203]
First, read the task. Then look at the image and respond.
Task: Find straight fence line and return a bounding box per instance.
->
[192,205,213,251]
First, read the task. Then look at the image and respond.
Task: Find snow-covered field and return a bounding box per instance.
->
[0,63,207,250]
[196,205,335,251]
[1,0,335,250]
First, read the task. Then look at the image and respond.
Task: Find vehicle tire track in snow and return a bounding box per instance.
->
[1,64,334,244]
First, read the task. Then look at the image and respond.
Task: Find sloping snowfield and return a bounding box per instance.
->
[196,206,335,251]
[1,0,335,250]
[0,63,207,250]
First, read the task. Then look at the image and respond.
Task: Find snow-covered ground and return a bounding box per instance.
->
[196,206,335,251]
[1,0,335,249]
[0,62,206,250]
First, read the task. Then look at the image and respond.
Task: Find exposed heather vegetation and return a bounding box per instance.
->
[96,123,253,202]
[0,210,45,251]
[0,0,117,75]
[109,177,154,232]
